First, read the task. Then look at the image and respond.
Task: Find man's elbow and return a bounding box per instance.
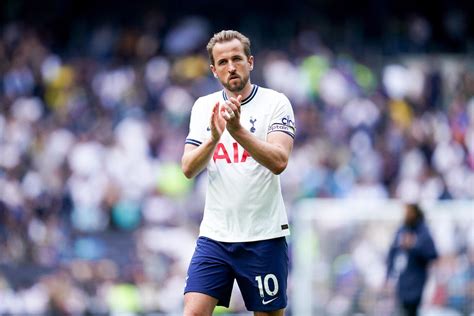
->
[271,160,288,175]
[183,169,194,179]
[181,161,195,179]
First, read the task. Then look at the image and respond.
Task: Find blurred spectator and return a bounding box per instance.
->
[386,204,438,316]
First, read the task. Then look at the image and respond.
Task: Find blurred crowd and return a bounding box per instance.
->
[0,12,473,315]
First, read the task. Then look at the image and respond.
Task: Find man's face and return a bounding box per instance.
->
[403,205,417,227]
[210,38,253,93]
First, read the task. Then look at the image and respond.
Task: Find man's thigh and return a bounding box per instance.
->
[184,237,235,308]
[184,292,218,316]
[235,237,289,312]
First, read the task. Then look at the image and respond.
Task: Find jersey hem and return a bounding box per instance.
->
[199,230,290,243]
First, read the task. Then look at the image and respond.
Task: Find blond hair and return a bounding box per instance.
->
[206,30,251,65]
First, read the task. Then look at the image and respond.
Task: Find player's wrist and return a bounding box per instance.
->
[226,123,243,134]
[209,135,221,145]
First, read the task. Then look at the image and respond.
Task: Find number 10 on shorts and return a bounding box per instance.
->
[255,274,279,297]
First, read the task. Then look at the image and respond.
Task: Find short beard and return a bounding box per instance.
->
[222,74,249,93]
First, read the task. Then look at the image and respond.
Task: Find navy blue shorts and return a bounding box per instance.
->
[184,236,288,312]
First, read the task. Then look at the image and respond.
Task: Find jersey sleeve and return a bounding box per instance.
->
[185,98,207,146]
[267,93,296,139]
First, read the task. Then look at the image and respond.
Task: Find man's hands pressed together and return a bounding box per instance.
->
[221,95,243,133]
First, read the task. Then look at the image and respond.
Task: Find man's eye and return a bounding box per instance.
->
[218,60,227,65]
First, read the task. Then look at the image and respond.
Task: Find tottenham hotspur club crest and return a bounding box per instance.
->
[250,117,257,133]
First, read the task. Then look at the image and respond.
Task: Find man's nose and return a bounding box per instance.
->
[228,62,236,72]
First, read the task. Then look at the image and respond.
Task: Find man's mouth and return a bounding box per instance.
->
[229,75,240,81]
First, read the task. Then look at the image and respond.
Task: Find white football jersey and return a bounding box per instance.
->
[185,85,296,242]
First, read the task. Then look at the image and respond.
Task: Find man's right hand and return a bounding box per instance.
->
[210,101,226,143]
[181,101,225,179]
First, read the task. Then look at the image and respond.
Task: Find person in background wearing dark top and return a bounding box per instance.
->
[386,203,438,316]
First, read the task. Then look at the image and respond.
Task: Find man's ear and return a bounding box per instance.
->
[210,65,217,78]
[248,55,254,70]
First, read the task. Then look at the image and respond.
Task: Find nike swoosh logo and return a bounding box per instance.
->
[262,297,278,305]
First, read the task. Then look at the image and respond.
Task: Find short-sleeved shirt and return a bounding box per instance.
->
[185,85,296,242]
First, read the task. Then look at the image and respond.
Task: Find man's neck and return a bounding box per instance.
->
[224,82,253,100]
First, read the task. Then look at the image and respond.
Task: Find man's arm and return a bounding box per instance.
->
[230,127,293,174]
[181,101,225,179]
[181,141,218,179]
[386,231,399,279]
[223,96,293,175]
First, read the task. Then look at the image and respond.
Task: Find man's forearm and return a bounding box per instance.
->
[182,139,218,179]
[229,127,289,174]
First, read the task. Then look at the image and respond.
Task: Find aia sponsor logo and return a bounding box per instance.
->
[213,142,250,163]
